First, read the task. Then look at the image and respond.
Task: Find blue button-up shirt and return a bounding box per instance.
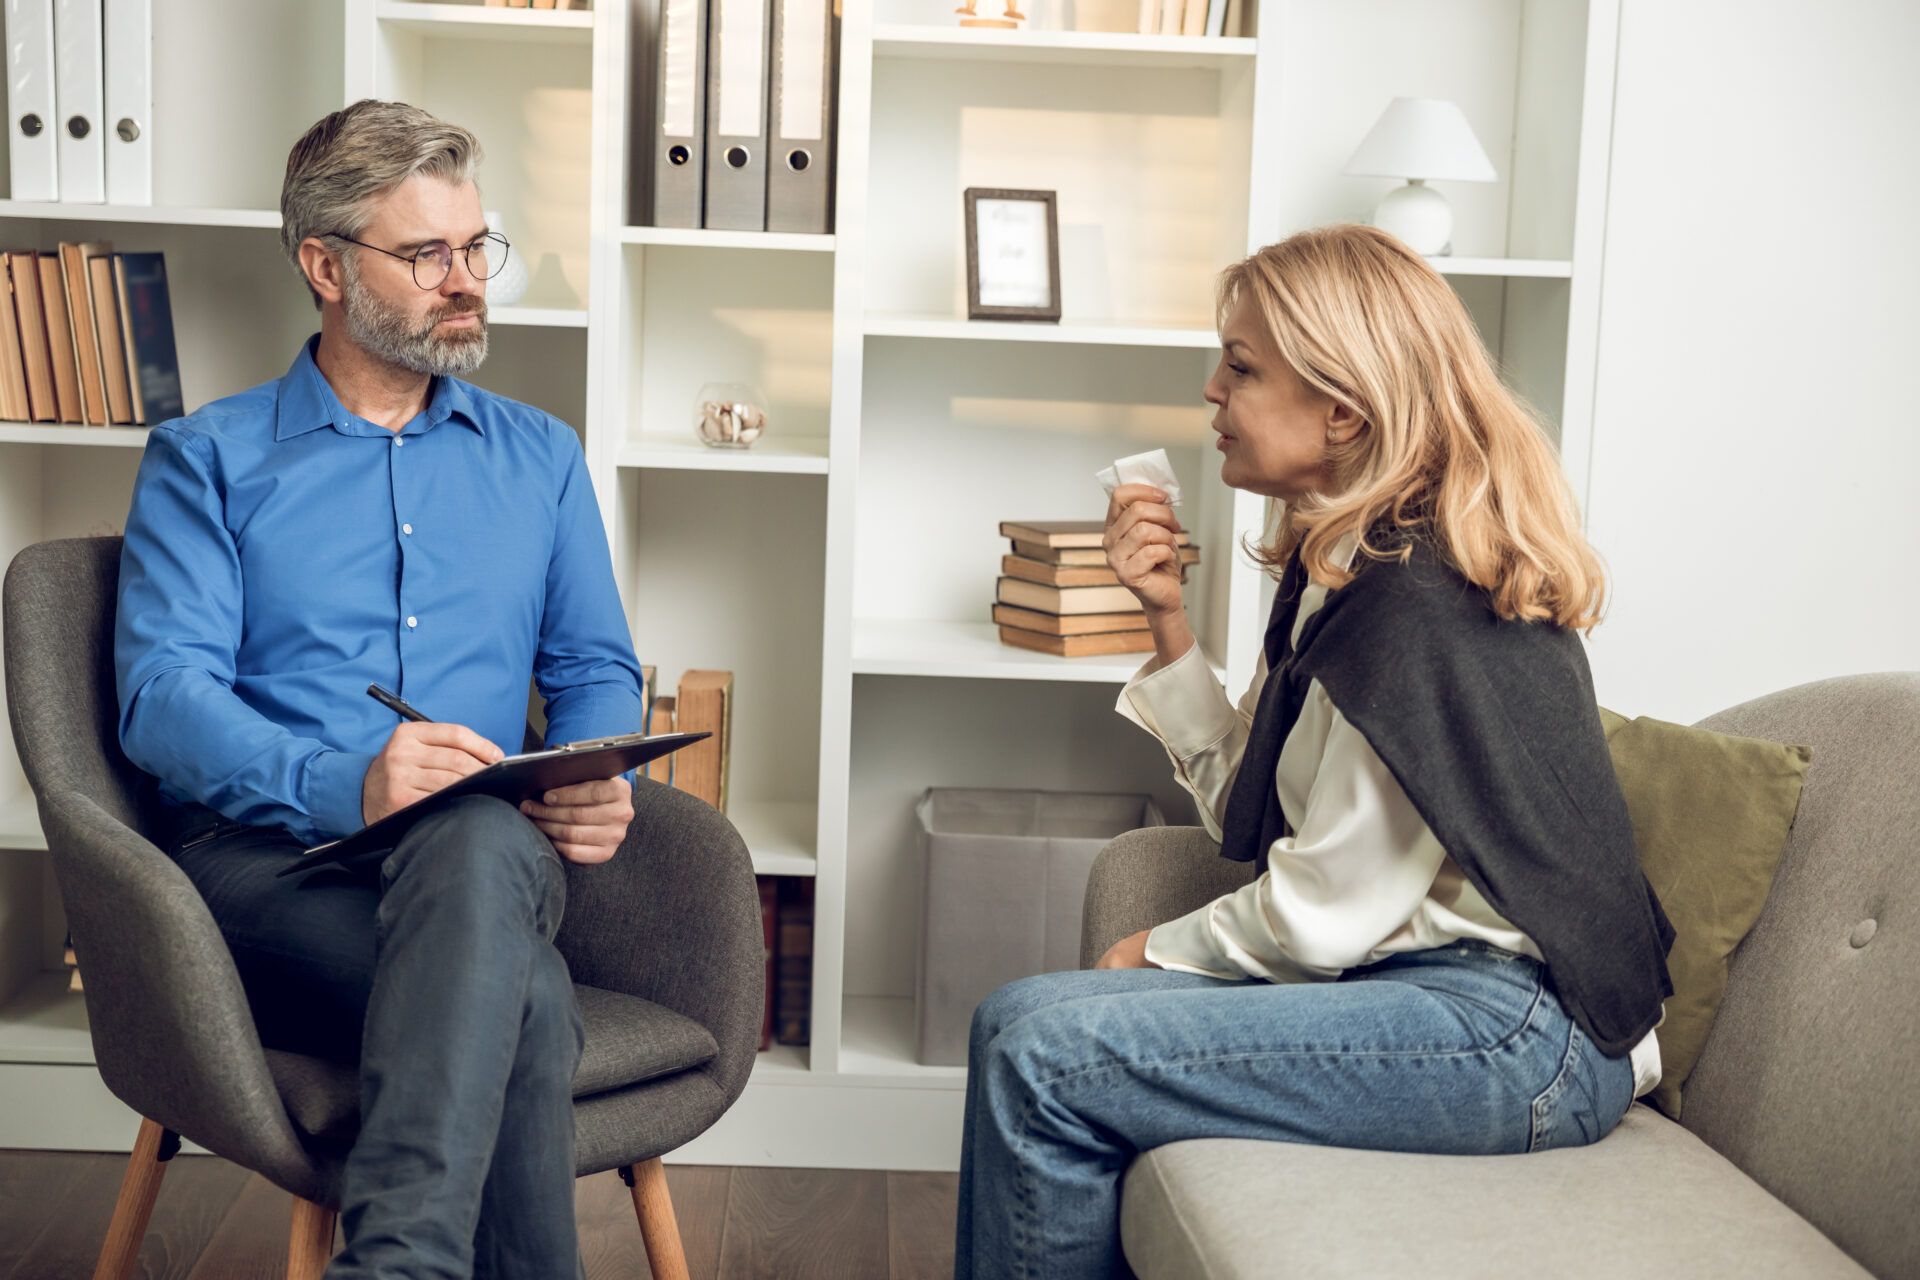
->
[114,335,645,847]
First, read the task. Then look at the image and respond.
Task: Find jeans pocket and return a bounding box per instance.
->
[1526,1022,1582,1153]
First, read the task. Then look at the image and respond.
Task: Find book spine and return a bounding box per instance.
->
[644,695,677,784]
[774,878,813,1046]
[673,670,733,812]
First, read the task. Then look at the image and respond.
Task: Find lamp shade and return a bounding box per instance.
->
[1344,98,1497,183]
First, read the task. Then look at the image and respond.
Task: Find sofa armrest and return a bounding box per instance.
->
[1079,825,1255,969]
[553,778,764,1107]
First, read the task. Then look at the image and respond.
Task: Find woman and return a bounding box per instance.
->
[953,224,1673,1279]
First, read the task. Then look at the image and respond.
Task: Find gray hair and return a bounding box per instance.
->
[279,99,484,310]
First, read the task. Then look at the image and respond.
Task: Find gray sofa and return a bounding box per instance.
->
[1080,673,1917,1279]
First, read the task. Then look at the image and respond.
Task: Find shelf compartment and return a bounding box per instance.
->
[872,25,1257,69]
[0,973,91,1066]
[865,313,1218,350]
[616,433,828,475]
[0,794,46,851]
[852,619,1168,684]
[376,1,593,43]
[839,996,967,1085]
[619,226,835,253]
[731,800,819,878]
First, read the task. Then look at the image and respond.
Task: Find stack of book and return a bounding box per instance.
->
[0,241,181,427]
[640,666,735,813]
[993,520,1200,658]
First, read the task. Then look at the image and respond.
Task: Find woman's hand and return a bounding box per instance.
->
[1095,929,1160,970]
[1104,484,1186,618]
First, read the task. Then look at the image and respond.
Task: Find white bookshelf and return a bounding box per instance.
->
[0,0,1622,1170]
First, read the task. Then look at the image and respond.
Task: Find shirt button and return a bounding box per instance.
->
[406,615,418,629]
[394,436,405,448]
[402,523,413,535]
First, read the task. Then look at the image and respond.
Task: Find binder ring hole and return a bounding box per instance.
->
[786,149,811,173]
[67,116,90,140]
[725,145,751,170]
[668,144,691,166]
[20,115,42,138]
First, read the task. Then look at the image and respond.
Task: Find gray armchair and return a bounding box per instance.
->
[1080,673,1919,1280]
[3,535,766,1280]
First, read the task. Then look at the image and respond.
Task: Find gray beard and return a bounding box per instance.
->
[341,256,489,377]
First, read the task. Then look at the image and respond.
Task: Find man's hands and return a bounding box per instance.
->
[360,722,635,864]
[519,777,635,865]
[363,721,506,826]
[1095,929,1161,970]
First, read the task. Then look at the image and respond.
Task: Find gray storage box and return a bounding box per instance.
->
[914,787,1165,1066]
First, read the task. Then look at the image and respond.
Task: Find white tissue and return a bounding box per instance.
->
[1095,448,1183,507]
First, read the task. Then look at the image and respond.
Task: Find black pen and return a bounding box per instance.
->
[367,683,431,723]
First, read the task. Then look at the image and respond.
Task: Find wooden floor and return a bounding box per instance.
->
[0,1150,959,1279]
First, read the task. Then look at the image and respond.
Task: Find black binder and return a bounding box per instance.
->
[277,731,710,877]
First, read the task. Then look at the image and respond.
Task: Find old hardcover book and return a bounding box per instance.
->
[775,878,813,1046]
[85,252,134,424]
[991,603,1151,636]
[998,625,1157,658]
[9,252,58,421]
[999,519,1190,550]
[36,255,81,422]
[1001,554,1121,588]
[59,241,111,425]
[644,695,677,783]
[1010,538,1201,567]
[0,260,29,421]
[115,252,185,424]
[997,577,1144,616]
[674,669,734,813]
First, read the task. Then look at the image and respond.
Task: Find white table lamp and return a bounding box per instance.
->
[1344,97,1496,256]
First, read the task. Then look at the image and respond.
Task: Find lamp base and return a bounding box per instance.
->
[1371,180,1453,256]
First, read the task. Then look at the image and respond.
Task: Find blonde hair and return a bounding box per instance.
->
[279,99,484,311]
[1223,224,1606,631]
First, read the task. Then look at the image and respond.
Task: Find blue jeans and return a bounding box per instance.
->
[954,939,1635,1279]
[168,794,587,1280]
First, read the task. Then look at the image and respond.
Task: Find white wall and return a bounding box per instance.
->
[1582,0,1920,724]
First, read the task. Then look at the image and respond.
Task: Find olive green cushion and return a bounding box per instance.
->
[1598,708,1812,1120]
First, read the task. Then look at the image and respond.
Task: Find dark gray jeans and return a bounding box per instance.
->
[168,793,587,1280]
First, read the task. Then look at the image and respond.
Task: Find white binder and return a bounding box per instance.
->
[766,0,832,234]
[53,0,105,203]
[651,0,707,228]
[703,0,771,231]
[5,0,59,201]
[103,0,152,205]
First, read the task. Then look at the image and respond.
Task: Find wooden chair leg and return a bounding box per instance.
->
[624,1158,690,1280]
[287,1196,338,1280]
[92,1117,178,1280]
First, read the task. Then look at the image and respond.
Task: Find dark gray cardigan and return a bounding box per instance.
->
[1219,533,1674,1057]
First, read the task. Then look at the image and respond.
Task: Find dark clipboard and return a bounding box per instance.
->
[276,730,710,877]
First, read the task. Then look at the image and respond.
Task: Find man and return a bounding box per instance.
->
[113,99,641,1279]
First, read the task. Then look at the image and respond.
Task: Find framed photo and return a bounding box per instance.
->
[964,188,1061,322]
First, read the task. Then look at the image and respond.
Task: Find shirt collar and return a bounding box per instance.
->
[274,333,485,441]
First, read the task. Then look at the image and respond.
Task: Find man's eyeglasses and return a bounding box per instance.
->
[323,231,511,290]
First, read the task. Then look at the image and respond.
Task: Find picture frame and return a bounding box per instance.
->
[964,187,1061,323]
